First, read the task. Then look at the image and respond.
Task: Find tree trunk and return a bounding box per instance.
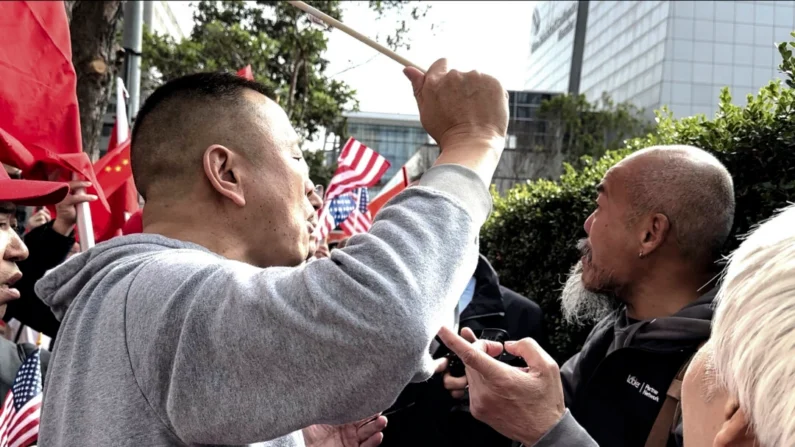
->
[69,0,123,161]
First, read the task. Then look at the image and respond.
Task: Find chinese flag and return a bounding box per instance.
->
[94,137,132,198]
[0,1,108,209]
[90,137,136,242]
[92,178,138,242]
[237,65,254,80]
[89,77,138,243]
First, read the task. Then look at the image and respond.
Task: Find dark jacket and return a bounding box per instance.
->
[3,221,73,338]
[381,255,546,447]
[560,288,716,447]
[0,337,50,398]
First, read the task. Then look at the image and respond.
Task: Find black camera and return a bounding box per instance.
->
[445,328,510,378]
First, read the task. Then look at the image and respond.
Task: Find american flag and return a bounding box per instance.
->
[318,192,358,240]
[340,188,372,236]
[0,349,42,447]
[316,137,390,239]
[324,138,390,201]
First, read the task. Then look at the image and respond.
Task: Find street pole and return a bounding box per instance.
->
[122,0,144,120]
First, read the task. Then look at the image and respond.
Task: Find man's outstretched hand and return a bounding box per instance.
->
[437,326,566,446]
[303,415,387,447]
[404,58,508,187]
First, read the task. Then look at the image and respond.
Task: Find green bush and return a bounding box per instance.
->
[481,34,795,364]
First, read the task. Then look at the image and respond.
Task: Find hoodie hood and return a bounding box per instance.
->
[35,234,215,321]
[612,287,717,351]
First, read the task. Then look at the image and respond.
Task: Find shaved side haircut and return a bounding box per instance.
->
[131,72,274,201]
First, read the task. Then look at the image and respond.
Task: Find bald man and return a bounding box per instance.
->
[34,61,508,447]
[442,146,736,446]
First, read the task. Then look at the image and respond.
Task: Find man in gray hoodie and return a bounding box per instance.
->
[34,58,508,446]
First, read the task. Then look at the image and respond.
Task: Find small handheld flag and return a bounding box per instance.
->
[340,188,373,236]
[315,138,390,239]
[0,349,43,447]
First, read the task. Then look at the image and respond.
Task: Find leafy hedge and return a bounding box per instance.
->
[481,36,795,364]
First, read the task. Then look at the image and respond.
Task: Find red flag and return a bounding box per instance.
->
[94,138,132,198]
[237,65,254,80]
[0,2,81,155]
[0,2,109,210]
[0,128,110,211]
[89,76,138,243]
[368,166,409,217]
[91,179,139,242]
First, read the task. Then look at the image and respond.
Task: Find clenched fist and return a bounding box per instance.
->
[404,59,508,186]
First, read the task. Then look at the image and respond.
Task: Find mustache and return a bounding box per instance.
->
[559,260,617,325]
[577,238,592,261]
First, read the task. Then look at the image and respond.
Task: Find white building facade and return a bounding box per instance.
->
[526,0,795,118]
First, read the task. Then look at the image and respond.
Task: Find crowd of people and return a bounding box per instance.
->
[0,56,793,447]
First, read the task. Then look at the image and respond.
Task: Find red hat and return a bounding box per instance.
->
[122,209,143,235]
[0,164,69,206]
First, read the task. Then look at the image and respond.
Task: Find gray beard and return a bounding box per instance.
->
[560,260,618,325]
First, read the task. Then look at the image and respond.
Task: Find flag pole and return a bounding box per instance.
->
[286,1,426,73]
[116,78,131,222]
[74,173,95,252]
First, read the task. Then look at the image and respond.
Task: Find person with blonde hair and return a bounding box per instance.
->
[681,203,795,447]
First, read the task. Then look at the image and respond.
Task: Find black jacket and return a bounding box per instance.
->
[561,288,716,447]
[0,337,50,398]
[381,255,546,447]
[3,221,73,338]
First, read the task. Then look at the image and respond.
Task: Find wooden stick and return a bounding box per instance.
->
[287,1,426,73]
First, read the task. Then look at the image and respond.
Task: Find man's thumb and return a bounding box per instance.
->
[504,338,556,370]
[403,66,424,96]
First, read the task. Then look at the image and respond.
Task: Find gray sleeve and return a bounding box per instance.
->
[532,410,598,447]
[125,164,491,444]
[560,352,581,406]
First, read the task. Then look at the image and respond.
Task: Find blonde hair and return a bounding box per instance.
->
[712,204,795,447]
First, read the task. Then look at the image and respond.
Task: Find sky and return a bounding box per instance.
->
[168,1,537,148]
[170,1,536,115]
[322,1,537,115]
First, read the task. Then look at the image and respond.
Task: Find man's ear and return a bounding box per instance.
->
[638,213,670,258]
[713,400,756,447]
[202,145,246,207]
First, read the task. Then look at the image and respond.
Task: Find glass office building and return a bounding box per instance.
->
[362,90,562,193]
[527,0,795,118]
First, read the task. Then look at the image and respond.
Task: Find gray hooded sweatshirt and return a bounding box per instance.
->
[34,164,491,447]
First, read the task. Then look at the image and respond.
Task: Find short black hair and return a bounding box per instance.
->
[131,72,275,200]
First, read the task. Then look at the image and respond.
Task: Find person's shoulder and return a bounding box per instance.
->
[135,246,241,276]
[500,285,541,312]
